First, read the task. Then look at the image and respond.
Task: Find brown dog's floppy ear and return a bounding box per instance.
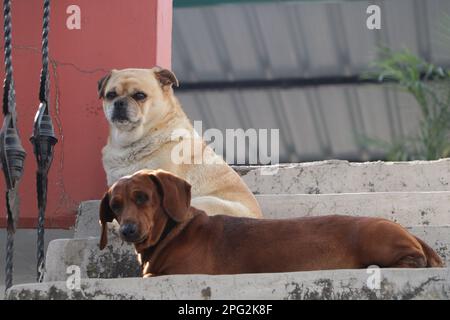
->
[97,72,112,99]
[154,67,179,88]
[99,192,115,250]
[149,170,191,222]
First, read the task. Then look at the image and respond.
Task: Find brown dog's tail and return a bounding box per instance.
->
[414,236,444,267]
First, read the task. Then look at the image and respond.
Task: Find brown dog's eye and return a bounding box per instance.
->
[132,92,147,101]
[110,201,122,213]
[134,192,149,206]
[106,91,117,100]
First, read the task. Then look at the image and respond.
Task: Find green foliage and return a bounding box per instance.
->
[365,48,450,161]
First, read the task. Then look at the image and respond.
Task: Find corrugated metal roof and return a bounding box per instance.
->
[177,84,422,162]
[172,0,450,163]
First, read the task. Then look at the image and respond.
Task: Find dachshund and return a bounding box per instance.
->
[99,169,444,277]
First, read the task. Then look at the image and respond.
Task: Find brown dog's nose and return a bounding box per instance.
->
[120,223,138,241]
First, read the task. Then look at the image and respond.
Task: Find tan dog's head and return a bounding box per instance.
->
[98,67,179,145]
[99,169,191,251]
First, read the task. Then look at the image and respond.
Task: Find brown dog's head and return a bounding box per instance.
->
[99,169,191,251]
[98,67,179,145]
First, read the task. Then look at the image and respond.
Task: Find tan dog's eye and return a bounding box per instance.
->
[134,192,149,206]
[132,92,147,101]
[106,91,118,100]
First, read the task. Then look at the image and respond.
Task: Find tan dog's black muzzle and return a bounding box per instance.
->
[112,98,129,121]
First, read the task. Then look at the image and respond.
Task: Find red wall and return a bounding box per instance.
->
[0,0,173,228]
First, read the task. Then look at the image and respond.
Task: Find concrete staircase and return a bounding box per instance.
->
[6,159,450,300]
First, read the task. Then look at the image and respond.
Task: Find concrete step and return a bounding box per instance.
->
[257,192,450,224]
[234,159,450,194]
[8,268,450,300]
[44,235,139,282]
[74,192,450,238]
[74,201,103,239]
[17,160,450,300]
[44,226,450,281]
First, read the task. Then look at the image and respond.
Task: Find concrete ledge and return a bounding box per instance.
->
[409,226,450,264]
[258,192,450,224]
[234,159,450,194]
[74,201,104,239]
[43,236,140,282]
[8,268,450,300]
[74,192,450,238]
[44,226,450,281]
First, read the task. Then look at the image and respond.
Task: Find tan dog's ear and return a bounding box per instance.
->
[97,72,112,99]
[99,192,115,250]
[154,67,179,88]
[149,170,191,222]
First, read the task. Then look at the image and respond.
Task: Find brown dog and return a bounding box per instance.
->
[99,169,444,276]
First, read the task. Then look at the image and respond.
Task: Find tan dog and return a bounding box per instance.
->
[98,67,261,218]
[100,169,444,276]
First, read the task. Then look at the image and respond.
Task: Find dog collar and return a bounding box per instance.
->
[140,217,178,262]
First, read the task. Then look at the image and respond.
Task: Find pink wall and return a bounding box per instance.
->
[0,0,173,228]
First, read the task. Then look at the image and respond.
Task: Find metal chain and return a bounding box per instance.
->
[3,0,15,116]
[39,0,50,104]
[5,224,13,290]
[36,0,51,283]
[36,171,47,282]
[3,0,16,293]
[2,0,55,291]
